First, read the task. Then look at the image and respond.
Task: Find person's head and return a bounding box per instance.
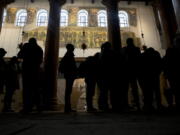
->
[142,45,147,51]
[93,52,100,61]
[0,48,7,58]
[66,44,74,52]
[146,47,155,54]
[126,38,134,47]
[29,37,37,45]
[101,42,111,52]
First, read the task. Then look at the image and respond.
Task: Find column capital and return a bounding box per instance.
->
[0,0,15,7]
[101,0,120,7]
[151,0,161,8]
[49,0,66,7]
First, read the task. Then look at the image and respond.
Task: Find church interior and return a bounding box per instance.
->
[1,0,177,57]
[0,0,180,112]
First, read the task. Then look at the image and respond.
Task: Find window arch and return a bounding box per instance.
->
[77,9,88,27]
[3,9,6,24]
[60,9,68,27]
[15,9,27,27]
[97,10,107,27]
[37,9,48,26]
[118,11,129,27]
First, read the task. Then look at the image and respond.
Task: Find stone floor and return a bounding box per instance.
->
[0,112,180,135]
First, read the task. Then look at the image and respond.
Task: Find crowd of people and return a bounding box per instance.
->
[0,34,180,113]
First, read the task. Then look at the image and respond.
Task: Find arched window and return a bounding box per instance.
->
[77,10,88,27]
[97,10,107,27]
[15,9,27,27]
[118,11,129,27]
[37,9,48,26]
[3,9,6,24]
[60,9,68,27]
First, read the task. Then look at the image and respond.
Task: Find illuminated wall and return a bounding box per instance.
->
[0,1,163,57]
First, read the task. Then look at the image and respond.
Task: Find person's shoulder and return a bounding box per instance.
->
[135,46,140,52]
[154,50,160,56]
[21,43,29,50]
[35,44,43,51]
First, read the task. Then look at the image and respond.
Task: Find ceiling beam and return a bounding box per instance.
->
[0,0,15,5]
[71,0,74,4]
[145,0,149,5]
[127,0,132,4]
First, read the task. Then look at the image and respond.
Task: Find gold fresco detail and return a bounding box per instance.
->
[90,9,99,14]
[23,27,141,48]
[69,7,79,26]
[6,8,17,23]
[5,6,140,47]
[27,8,36,24]
[89,9,98,27]
[121,8,137,26]
[5,7,137,26]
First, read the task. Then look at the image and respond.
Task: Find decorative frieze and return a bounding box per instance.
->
[6,8,17,23]
[27,8,36,24]
[68,7,78,26]
[89,9,98,27]
[23,27,141,48]
[124,8,137,26]
[4,6,137,27]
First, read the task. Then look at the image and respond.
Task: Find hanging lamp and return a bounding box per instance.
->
[17,0,28,51]
[138,4,146,47]
[80,1,88,57]
[18,0,28,42]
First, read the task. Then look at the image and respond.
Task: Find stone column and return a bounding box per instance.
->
[0,0,14,33]
[152,0,172,48]
[44,0,66,110]
[102,0,121,51]
[0,6,5,33]
[172,0,180,32]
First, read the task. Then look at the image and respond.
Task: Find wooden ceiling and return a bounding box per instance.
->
[0,0,153,5]
[0,0,15,5]
[29,0,153,4]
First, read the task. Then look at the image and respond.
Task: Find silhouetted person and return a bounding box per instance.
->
[38,66,46,109]
[124,38,141,110]
[79,55,98,112]
[97,42,114,111]
[110,48,129,112]
[139,48,162,111]
[163,33,180,111]
[59,44,77,113]
[3,56,19,112]
[141,45,147,53]
[18,38,43,113]
[0,48,7,94]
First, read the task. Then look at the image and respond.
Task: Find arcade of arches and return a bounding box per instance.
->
[0,0,180,111]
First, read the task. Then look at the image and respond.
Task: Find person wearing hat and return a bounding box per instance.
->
[0,48,7,94]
